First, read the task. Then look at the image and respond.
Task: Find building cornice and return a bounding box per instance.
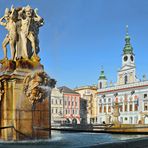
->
[97,81,148,94]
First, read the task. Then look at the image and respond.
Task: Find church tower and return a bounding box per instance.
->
[117,25,137,85]
[98,67,107,89]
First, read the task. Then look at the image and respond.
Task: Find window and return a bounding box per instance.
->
[72,101,74,106]
[144,94,147,98]
[68,101,70,106]
[56,108,58,114]
[104,99,106,103]
[104,106,106,113]
[52,108,54,113]
[72,109,74,114]
[99,106,102,113]
[108,98,111,102]
[134,104,138,111]
[75,109,77,114]
[60,99,62,104]
[130,104,133,111]
[65,109,67,114]
[125,104,127,111]
[100,82,102,89]
[65,101,67,105]
[120,105,123,112]
[144,103,148,111]
[125,75,128,84]
[68,109,70,114]
[59,108,62,115]
[99,99,102,103]
[108,106,111,112]
[75,102,77,106]
[56,100,58,104]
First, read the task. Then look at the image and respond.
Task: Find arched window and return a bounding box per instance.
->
[66,118,71,124]
[72,118,77,125]
[125,75,128,84]
[100,82,102,89]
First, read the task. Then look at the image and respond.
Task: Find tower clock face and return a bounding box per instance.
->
[130,55,134,61]
[124,56,128,61]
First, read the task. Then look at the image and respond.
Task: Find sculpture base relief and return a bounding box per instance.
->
[0,5,56,141]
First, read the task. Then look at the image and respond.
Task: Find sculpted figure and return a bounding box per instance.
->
[0,5,44,60]
[20,5,43,60]
[0,7,17,60]
[33,8,44,55]
[112,103,120,126]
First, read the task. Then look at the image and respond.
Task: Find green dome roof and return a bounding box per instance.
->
[123,25,133,54]
[99,68,107,80]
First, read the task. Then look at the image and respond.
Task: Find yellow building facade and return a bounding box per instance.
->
[74,86,97,124]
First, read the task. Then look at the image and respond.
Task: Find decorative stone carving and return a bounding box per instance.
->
[23,71,56,104]
[0,5,44,61]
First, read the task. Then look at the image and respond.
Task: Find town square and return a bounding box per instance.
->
[0,0,148,148]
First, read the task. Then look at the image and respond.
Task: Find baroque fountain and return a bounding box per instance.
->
[0,5,56,140]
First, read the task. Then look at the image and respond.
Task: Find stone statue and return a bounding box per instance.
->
[0,5,44,61]
[32,8,44,56]
[20,5,43,60]
[112,102,121,126]
[139,112,147,124]
[0,7,18,60]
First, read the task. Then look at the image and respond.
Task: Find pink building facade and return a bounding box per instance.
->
[59,86,81,124]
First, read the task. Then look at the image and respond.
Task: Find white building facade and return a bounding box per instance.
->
[51,87,64,125]
[97,27,148,124]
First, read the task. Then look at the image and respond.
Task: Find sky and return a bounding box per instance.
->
[0,0,148,88]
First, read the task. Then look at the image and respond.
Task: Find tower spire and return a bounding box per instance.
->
[126,25,128,35]
[123,25,133,54]
[99,66,106,80]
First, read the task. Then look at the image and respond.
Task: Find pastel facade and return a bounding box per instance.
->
[51,87,64,125]
[74,86,97,124]
[59,86,81,124]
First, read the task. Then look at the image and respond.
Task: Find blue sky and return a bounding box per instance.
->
[0,0,148,88]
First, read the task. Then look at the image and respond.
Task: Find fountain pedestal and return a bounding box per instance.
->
[0,59,55,140]
[0,5,56,141]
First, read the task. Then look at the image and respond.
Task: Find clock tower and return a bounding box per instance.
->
[117,26,137,85]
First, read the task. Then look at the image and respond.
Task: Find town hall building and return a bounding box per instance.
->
[97,26,148,124]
